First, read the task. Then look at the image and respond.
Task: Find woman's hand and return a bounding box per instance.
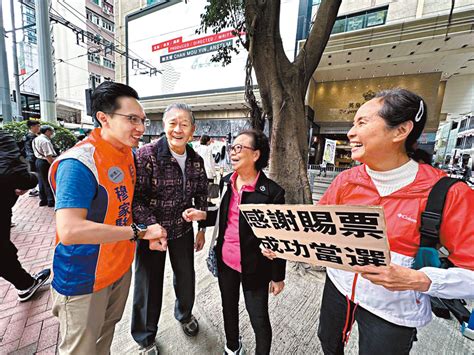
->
[269,281,285,296]
[182,208,207,222]
[261,247,277,260]
[194,230,205,252]
[352,264,432,292]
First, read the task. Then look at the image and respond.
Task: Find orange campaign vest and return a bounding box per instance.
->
[49,128,136,295]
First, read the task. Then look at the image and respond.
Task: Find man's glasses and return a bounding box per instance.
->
[106,112,151,127]
[229,144,256,154]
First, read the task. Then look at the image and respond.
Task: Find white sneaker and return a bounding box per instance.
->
[224,339,245,355]
[138,343,159,355]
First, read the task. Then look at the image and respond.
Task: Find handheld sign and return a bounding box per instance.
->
[239,204,390,272]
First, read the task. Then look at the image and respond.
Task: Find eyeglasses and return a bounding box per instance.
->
[229,144,256,154]
[106,112,151,127]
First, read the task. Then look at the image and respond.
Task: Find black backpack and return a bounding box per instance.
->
[418,176,471,324]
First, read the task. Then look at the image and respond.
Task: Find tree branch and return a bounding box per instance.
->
[295,0,342,90]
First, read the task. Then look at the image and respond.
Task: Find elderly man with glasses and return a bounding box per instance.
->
[131,103,208,355]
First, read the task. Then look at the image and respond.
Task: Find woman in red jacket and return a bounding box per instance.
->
[266,88,473,354]
[317,88,474,354]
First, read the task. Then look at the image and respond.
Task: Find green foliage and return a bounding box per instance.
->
[197,0,246,65]
[2,120,78,153]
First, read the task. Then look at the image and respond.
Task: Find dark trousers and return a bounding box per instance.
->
[35,159,54,204]
[131,231,195,348]
[318,275,417,355]
[218,261,272,355]
[0,213,35,290]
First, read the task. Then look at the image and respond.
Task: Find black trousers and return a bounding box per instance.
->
[35,159,54,204]
[131,231,195,348]
[218,261,272,355]
[0,213,35,290]
[318,275,417,355]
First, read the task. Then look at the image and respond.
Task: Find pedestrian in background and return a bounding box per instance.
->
[185,129,286,355]
[49,81,167,355]
[0,129,51,302]
[32,125,56,207]
[22,120,41,196]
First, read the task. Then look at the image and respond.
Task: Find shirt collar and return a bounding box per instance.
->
[230,170,261,192]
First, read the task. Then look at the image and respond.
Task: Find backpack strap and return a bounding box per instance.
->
[419,176,464,248]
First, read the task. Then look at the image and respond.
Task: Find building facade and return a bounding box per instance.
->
[306,0,473,167]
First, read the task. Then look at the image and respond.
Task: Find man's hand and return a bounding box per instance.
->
[352,264,432,292]
[194,230,205,252]
[143,224,168,251]
[269,281,285,296]
[182,208,207,222]
[15,189,28,196]
[261,247,277,260]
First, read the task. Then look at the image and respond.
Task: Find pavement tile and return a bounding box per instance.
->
[0,299,18,312]
[18,321,42,348]
[0,339,20,354]
[0,195,57,353]
[0,316,12,338]
[3,286,24,303]
[36,344,58,355]
[26,310,54,327]
[1,318,27,345]
[9,342,38,355]
[10,303,47,323]
[42,317,59,330]
[37,324,59,352]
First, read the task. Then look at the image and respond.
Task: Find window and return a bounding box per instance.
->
[103,58,115,70]
[89,74,101,87]
[366,8,388,27]
[331,6,388,34]
[23,7,37,44]
[90,0,100,5]
[103,1,113,15]
[312,0,321,4]
[88,53,101,65]
[102,18,114,32]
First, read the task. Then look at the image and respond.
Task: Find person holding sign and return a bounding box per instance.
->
[264,88,474,354]
[183,129,286,355]
[315,88,474,353]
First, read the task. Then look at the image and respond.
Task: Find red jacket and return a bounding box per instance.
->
[320,163,474,269]
[319,163,474,327]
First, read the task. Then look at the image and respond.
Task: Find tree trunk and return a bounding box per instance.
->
[246,1,312,204]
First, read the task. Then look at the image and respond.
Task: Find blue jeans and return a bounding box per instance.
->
[318,275,417,355]
[218,261,272,355]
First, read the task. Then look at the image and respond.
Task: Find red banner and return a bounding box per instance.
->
[152,30,238,53]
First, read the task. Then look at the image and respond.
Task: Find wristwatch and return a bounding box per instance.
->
[131,223,147,241]
[198,226,207,233]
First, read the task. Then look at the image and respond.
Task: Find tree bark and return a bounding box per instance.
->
[245,0,341,203]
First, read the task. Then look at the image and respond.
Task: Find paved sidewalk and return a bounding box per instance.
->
[0,195,58,354]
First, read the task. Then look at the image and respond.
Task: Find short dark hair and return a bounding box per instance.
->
[40,125,54,134]
[236,129,270,171]
[26,119,40,128]
[200,134,210,145]
[375,88,427,153]
[91,81,139,126]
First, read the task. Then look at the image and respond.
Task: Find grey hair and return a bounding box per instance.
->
[163,103,195,125]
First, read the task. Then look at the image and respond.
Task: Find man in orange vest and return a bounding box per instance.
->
[49,82,167,354]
